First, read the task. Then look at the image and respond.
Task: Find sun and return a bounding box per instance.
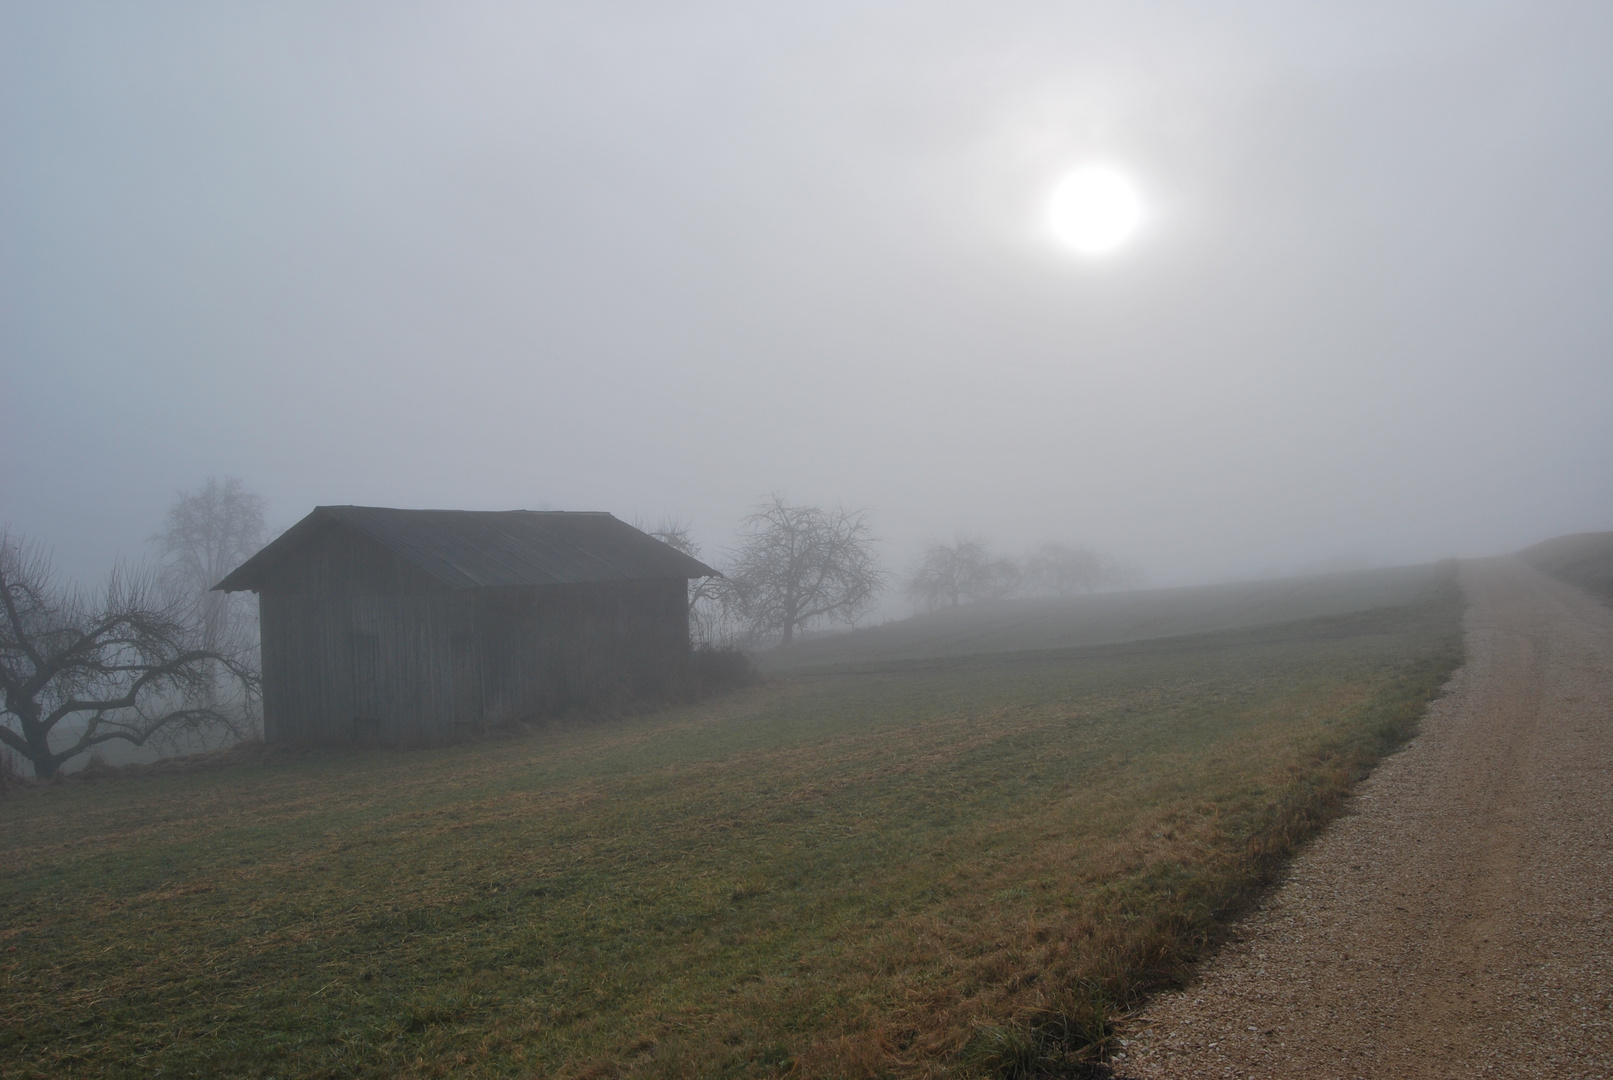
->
[1048,164,1145,256]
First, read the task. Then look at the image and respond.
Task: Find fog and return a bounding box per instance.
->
[4,1,1611,590]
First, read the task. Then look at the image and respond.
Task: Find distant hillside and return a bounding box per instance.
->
[1518,532,1613,605]
[759,562,1449,671]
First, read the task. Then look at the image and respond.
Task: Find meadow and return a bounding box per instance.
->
[1520,530,1613,605]
[759,563,1444,671]
[0,567,1464,1078]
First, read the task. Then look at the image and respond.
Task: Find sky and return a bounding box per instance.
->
[3,0,1611,591]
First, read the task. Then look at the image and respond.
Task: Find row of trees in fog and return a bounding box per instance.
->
[905,538,1138,611]
[1,479,266,780]
[653,496,1136,649]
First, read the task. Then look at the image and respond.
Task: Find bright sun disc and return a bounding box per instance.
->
[1049,165,1144,255]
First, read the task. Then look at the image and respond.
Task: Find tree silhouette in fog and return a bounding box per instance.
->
[152,477,267,650]
[0,534,259,779]
[1025,542,1132,595]
[906,538,1020,609]
[727,495,884,646]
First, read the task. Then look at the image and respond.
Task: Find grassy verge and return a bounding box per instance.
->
[1518,532,1613,605]
[0,569,1463,1078]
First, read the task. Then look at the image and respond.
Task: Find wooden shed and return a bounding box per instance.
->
[214,506,719,745]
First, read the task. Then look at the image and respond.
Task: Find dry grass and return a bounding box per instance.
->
[0,572,1463,1078]
[1518,531,1613,605]
[760,562,1448,671]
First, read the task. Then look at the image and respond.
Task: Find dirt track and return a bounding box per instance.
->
[1116,557,1613,1078]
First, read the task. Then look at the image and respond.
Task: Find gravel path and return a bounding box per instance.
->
[1114,557,1613,1078]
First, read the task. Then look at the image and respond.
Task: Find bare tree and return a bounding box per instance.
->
[977,553,1023,600]
[0,534,260,779]
[905,539,983,610]
[153,477,267,649]
[1024,542,1133,596]
[640,517,736,647]
[907,539,1024,610]
[727,495,885,646]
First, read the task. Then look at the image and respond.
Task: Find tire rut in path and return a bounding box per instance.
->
[1115,556,1613,1078]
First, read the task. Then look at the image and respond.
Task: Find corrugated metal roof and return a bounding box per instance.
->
[214,506,720,592]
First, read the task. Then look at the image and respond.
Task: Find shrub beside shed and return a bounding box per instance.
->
[214,506,719,744]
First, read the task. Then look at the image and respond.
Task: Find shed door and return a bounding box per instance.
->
[451,631,483,730]
[352,632,383,738]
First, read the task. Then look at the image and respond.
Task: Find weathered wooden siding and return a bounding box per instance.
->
[473,578,690,720]
[255,523,692,745]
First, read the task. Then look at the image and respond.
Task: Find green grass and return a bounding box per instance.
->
[761,562,1448,671]
[0,569,1464,1079]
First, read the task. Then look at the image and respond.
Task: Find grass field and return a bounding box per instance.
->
[0,567,1464,1079]
[1519,531,1613,606]
[760,563,1446,671]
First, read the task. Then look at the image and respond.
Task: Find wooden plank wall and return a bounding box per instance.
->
[474,578,690,721]
[256,523,692,745]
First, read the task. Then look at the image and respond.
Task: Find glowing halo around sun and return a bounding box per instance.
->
[1048,164,1145,256]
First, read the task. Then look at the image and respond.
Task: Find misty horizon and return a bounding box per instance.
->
[4,2,1610,592]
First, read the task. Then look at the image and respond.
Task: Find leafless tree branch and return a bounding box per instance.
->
[725,494,885,646]
[0,532,260,779]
